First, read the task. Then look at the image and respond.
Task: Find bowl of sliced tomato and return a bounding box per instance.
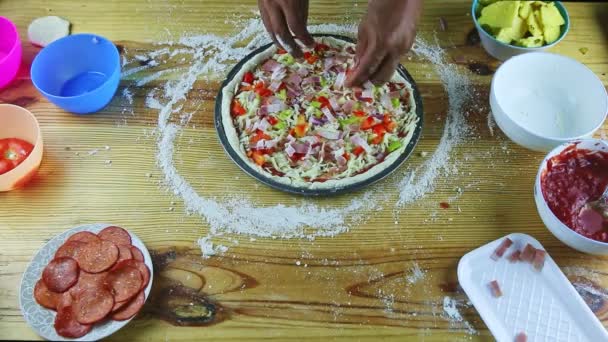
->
[0,104,44,191]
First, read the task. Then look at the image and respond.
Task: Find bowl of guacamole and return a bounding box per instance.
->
[472,0,569,61]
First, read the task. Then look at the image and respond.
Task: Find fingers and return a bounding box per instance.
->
[284,0,314,47]
[346,30,386,87]
[258,0,281,47]
[369,53,399,85]
[267,2,304,57]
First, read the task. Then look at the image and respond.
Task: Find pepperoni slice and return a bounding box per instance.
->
[57,292,73,311]
[54,241,86,259]
[66,231,100,244]
[34,280,60,310]
[74,240,119,273]
[113,259,150,291]
[117,244,133,263]
[54,304,92,338]
[130,246,144,262]
[69,271,107,298]
[112,299,128,312]
[111,291,145,321]
[104,265,143,302]
[73,287,114,324]
[98,226,132,246]
[42,257,79,293]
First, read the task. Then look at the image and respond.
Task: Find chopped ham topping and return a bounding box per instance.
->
[520,244,537,263]
[532,249,546,271]
[490,237,513,261]
[488,280,503,298]
[507,250,521,263]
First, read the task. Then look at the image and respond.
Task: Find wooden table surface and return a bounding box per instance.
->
[1,1,607,341]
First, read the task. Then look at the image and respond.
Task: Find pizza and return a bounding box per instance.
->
[221,37,419,190]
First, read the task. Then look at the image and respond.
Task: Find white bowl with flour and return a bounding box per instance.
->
[490,52,607,152]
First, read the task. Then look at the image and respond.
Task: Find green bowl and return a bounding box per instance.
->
[471,0,570,60]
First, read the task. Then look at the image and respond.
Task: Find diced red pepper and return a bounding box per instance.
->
[243,71,255,84]
[278,82,287,92]
[254,81,273,97]
[252,151,266,165]
[250,129,272,144]
[314,43,330,53]
[353,146,365,156]
[360,117,375,130]
[317,96,330,109]
[371,134,384,145]
[343,152,350,161]
[294,124,308,138]
[303,51,318,64]
[372,124,387,136]
[267,116,278,126]
[385,121,397,132]
[353,110,366,117]
[277,48,288,55]
[232,100,247,116]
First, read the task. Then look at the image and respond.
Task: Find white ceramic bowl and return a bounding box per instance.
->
[491,52,608,152]
[534,139,608,255]
[472,0,570,61]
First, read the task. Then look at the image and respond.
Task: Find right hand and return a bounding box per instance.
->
[258,0,315,58]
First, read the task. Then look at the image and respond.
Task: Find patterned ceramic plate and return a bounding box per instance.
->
[19,223,154,341]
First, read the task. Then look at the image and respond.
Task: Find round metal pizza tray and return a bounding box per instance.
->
[215,34,424,196]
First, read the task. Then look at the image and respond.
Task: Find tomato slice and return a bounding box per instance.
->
[360,117,375,130]
[303,52,318,64]
[317,96,331,109]
[0,138,34,175]
[232,100,247,116]
[243,71,255,84]
[267,116,278,126]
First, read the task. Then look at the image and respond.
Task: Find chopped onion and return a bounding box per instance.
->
[285,144,296,157]
[342,100,354,113]
[293,143,309,154]
[297,66,309,77]
[336,155,347,166]
[255,139,266,149]
[269,80,282,92]
[271,67,286,81]
[329,97,340,111]
[334,71,346,89]
[286,73,302,86]
[322,107,336,122]
[262,59,281,72]
[361,88,374,99]
[350,135,371,153]
[317,129,340,140]
[264,139,278,149]
[258,105,268,116]
[363,80,374,89]
[254,117,271,131]
[265,102,286,113]
[381,93,392,109]
[324,57,336,72]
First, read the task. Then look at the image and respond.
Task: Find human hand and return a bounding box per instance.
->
[258,0,315,58]
[346,0,422,87]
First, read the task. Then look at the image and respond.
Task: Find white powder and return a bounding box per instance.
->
[88,149,99,156]
[487,112,496,136]
[397,38,472,206]
[122,88,134,106]
[133,17,472,255]
[442,296,477,335]
[406,262,426,284]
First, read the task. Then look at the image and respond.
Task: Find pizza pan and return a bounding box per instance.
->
[215,34,424,196]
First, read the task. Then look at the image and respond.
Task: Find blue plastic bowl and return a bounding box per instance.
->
[31,34,120,114]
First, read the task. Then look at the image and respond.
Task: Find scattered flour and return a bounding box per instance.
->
[122,88,134,105]
[406,262,427,284]
[129,16,473,255]
[487,112,496,136]
[442,296,477,335]
[87,149,99,156]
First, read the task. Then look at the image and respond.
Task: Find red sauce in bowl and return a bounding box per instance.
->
[541,144,608,242]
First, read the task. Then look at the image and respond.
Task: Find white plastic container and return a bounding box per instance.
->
[491,52,608,152]
[458,233,608,341]
[535,139,608,255]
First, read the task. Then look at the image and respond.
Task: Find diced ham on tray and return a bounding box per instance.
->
[488,280,503,298]
[490,238,513,261]
[33,227,150,338]
[532,249,546,271]
[520,243,537,263]
[507,250,521,263]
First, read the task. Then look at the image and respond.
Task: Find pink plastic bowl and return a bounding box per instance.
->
[0,16,22,89]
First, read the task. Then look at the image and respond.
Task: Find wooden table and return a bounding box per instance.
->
[1,1,607,340]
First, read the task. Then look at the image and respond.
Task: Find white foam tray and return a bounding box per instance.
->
[458,233,608,342]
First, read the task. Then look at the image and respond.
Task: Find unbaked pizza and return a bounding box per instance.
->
[221,37,419,190]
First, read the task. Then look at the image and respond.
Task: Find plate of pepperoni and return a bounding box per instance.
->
[19,223,153,341]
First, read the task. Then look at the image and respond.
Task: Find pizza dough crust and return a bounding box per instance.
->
[221,37,419,191]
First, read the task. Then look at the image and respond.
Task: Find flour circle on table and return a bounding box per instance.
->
[216,35,424,196]
[19,223,154,341]
[28,16,71,47]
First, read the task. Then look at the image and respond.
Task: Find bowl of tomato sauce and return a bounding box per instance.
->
[535,139,608,254]
[0,104,43,191]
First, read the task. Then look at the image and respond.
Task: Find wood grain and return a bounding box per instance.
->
[1,1,607,341]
